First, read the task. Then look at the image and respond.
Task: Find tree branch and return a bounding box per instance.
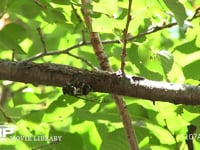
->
[65,51,98,70]
[120,0,132,75]
[81,1,111,71]
[21,40,90,63]
[81,0,139,149]
[0,60,200,104]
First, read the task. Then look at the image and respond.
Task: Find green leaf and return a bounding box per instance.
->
[183,60,200,80]
[4,106,23,118]
[100,128,129,150]
[128,103,149,120]
[1,1,200,149]
[134,125,151,148]
[128,44,163,80]
[21,2,41,18]
[163,0,187,28]
[43,97,74,122]
[51,0,71,5]
[22,111,44,123]
[2,23,27,43]
[137,43,173,76]
[49,129,84,150]
[137,43,152,64]
[0,0,7,13]
[73,107,121,123]
[180,106,200,127]
[58,94,78,105]
[157,50,174,74]
[0,31,26,54]
[175,38,199,54]
[44,8,66,23]
[145,57,164,75]
[13,92,41,105]
[92,14,115,33]
[147,122,176,144]
[93,0,118,17]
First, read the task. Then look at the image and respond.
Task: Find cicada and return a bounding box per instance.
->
[62,81,92,96]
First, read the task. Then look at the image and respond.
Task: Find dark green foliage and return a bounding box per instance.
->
[0,0,200,149]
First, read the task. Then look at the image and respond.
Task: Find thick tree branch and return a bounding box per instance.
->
[0,59,200,105]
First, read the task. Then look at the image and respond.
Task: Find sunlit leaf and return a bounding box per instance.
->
[145,58,164,75]
[100,128,129,150]
[137,43,152,64]
[163,0,187,28]
[13,92,41,106]
[93,0,118,17]
[147,122,176,144]
[157,50,174,74]
[92,14,115,33]
[183,60,200,80]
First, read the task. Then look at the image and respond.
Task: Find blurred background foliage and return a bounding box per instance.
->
[0,0,200,149]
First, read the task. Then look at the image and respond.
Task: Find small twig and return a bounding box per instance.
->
[120,0,132,76]
[71,4,83,23]
[190,7,200,20]
[127,7,200,41]
[22,27,47,62]
[81,30,86,43]
[11,50,15,61]
[71,4,87,41]
[21,41,90,62]
[0,85,9,106]
[66,51,98,70]
[37,27,47,53]
[33,0,47,9]
[21,52,45,62]
[104,6,200,44]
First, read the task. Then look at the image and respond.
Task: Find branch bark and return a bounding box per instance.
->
[0,59,200,105]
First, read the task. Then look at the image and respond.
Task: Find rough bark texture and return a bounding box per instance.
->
[0,59,200,105]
